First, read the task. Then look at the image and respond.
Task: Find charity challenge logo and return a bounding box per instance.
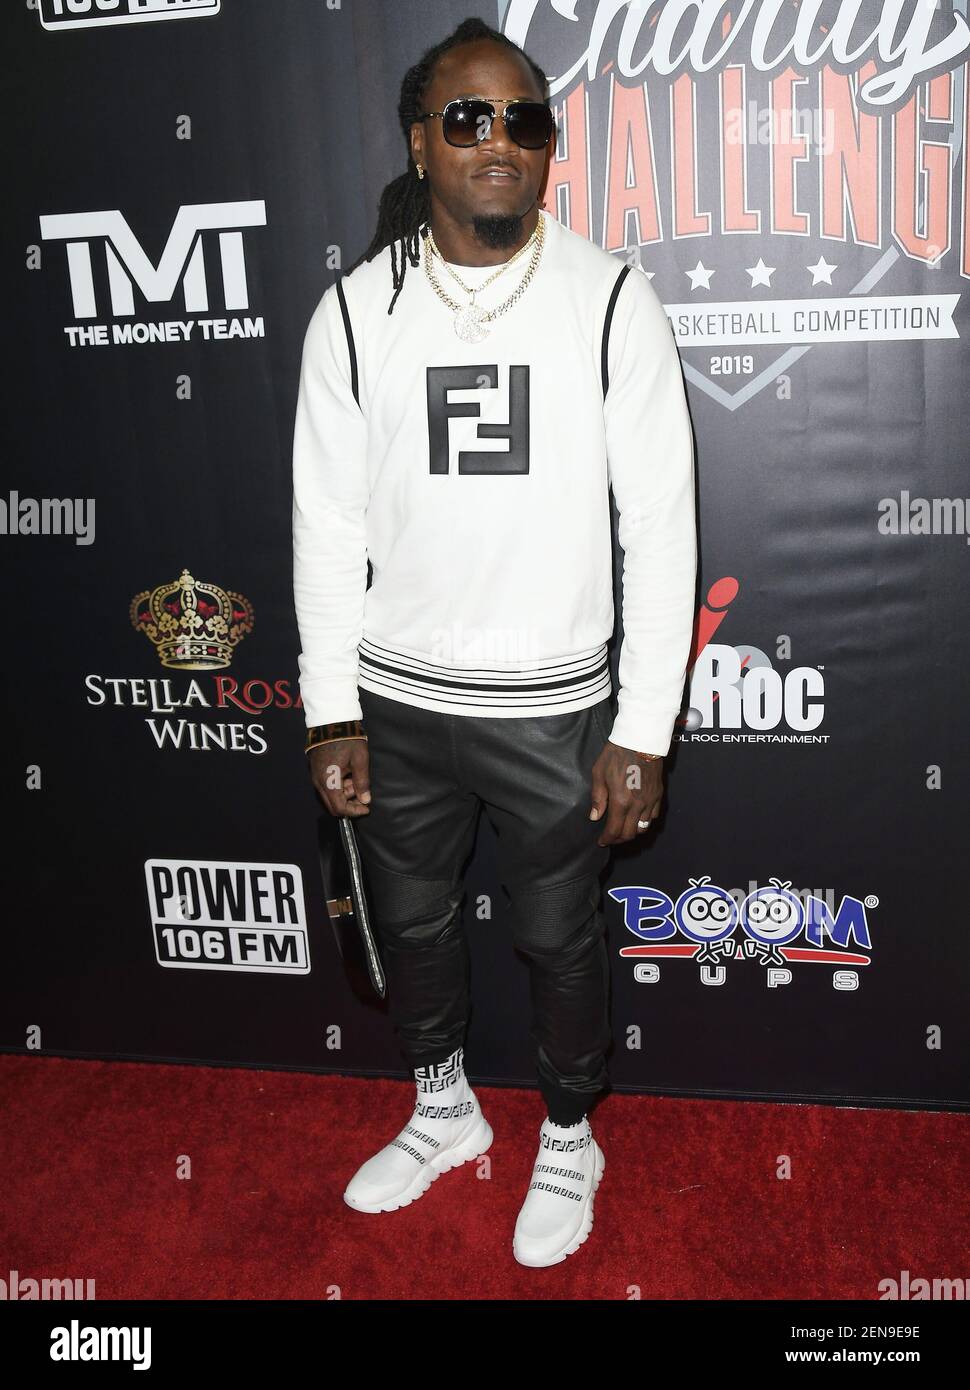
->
[677,576,826,743]
[38,0,219,32]
[83,566,303,753]
[38,201,266,348]
[503,0,970,410]
[611,874,876,989]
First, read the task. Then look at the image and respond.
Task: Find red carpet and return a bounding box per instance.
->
[1,1054,965,1300]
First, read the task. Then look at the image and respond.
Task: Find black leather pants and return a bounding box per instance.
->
[353,686,613,1125]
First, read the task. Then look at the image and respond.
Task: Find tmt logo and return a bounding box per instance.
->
[40,202,265,318]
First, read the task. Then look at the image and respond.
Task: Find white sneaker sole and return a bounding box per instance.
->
[512,1141,606,1267]
[343,1110,494,1214]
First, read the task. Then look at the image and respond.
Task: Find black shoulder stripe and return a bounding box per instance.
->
[334,273,361,409]
[601,263,632,399]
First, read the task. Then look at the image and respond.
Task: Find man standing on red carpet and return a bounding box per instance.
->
[291,16,697,1268]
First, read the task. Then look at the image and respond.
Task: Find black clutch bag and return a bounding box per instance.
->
[316,812,386,998]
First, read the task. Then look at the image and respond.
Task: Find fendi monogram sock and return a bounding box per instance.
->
[413,1046,474,1122]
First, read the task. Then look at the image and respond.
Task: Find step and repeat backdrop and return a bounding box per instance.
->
[5,0,968,1110]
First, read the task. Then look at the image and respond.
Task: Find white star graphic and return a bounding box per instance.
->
[685,260,714,290]
[808,255,837,285]
[746,257,775,287]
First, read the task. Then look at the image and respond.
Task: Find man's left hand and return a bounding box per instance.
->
[589,743,663,846]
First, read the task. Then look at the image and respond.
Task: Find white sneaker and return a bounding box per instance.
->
[512,1115,605,1266]
[343,1046,493,1213]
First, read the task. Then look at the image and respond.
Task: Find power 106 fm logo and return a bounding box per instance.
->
[146,859,309,974]
[679,576,825,743]
[612,875,876,990]
[38,1,220,30]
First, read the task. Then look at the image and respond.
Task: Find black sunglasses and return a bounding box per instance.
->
[416,97,556,150]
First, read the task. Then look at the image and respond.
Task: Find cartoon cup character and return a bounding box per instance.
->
[742,878,804,944]
[675,876,738,943]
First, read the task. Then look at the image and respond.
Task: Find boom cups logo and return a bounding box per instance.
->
[612,874,877,990]
[38,0,220,31]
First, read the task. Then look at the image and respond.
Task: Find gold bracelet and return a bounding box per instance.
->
[305,719,367,754]
[636,750,663,761]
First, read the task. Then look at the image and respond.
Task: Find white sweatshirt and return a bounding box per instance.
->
[291,206,697,756]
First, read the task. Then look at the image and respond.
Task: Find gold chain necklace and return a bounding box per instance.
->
[427,222,536,297]
[421,213,546,342]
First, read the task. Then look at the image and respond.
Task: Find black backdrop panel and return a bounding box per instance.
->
[4,0,968,1108]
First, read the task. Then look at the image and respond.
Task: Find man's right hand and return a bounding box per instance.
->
[308,738,372,818]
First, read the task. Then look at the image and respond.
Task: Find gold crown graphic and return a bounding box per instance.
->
[130,567,255,670]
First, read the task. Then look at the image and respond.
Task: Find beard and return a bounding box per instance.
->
[470,210,530,250]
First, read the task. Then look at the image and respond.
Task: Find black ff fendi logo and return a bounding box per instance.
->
[426,365,530,474]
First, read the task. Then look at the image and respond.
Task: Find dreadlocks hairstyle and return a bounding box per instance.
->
[343,15,550,315]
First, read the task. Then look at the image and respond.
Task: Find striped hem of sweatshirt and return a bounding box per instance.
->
[356,634,612,717]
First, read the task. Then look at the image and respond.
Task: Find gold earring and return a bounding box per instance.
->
[416,163,425,179]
